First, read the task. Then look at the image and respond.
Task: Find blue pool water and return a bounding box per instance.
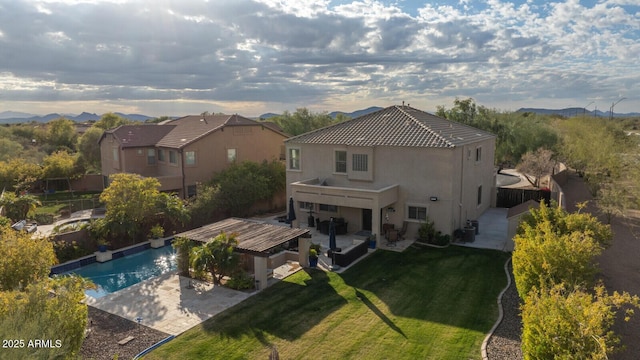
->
[65,246,177,299]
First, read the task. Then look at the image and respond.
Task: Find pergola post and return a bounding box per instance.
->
[253,256,268,291]
[299,235,311,267]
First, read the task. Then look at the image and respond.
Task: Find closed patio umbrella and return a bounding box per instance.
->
[329,217,337,250]
[287,197,296,228]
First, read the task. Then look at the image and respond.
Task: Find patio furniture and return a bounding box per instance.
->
[319,218,348,235]
[397,221,408,240]
[386,229,399,246]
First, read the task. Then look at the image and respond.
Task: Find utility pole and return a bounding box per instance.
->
[609,97,626,120]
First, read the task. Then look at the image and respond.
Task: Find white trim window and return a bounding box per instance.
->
[288,148,301,170]
[407,205,427,221]
[185,151,196,166]
[227,148,237,163]
[335,150,347,173]
[352,153,368,172]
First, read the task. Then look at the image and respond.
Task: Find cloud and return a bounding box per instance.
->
[0,0,638,116]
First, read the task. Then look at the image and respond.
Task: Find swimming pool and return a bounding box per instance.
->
[65,245,177,298]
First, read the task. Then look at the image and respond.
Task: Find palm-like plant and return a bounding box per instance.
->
[190,232,239,285]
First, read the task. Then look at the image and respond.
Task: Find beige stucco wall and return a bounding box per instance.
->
[286,137,496,238]
[101,124,287,197]
[182,125,287,191]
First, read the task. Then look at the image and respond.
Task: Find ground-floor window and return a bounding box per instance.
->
[187,185,197,198]
[407,205,427,221]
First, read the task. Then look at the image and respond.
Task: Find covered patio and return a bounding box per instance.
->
[175,218,311,290]
[290,178,399,238]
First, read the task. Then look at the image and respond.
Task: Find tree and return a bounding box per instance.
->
[190,232,239,285]
[0,192,41,222]
[271,108,336,136]
[154,192,190,232]
[209,160,285,217]
[46,117,77,151]
[0,224,56,291]
[0,276,91,359]
[0,159,42,193]
[100,173,162,241]
[94,112,129,130]
[76,126,104,172]
[0,138,24,162]
[42,150,80,180]
[516,148,555,188]
[172,237,194,276]
[521,283,639,360]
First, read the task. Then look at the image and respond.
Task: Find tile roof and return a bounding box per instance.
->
[103,124,175,148]
[286,105,495,148]
[156,114,287,148]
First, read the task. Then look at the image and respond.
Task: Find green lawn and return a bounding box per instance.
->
[145,246,509,360]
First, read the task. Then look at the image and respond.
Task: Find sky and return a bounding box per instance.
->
[0,0,638,118]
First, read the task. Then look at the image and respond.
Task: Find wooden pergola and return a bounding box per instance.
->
[175,217,311,290]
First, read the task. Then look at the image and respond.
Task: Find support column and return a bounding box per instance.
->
[371,199,381,245]
[298,236,311,267]
[254,256,268,291]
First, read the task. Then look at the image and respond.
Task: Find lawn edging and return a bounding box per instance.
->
[481,256,513,360]
[133,335,175,359]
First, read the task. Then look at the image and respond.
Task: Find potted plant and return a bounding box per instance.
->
[149,224,164,238]
[149,224,165,248]
[97,238,109,252]
[308,248,319,268]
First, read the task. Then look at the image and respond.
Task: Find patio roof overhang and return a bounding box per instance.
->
[175,217,310,257]
[291,178,399,209]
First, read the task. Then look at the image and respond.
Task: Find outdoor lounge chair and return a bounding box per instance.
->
[397,221,408,240]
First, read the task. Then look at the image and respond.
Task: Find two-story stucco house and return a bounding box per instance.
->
[285,105,497,241]
[99,114,288,198]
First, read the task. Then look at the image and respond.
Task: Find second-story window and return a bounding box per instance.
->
[158,149,165,162]
[476,147,482,162]
[147,148,156,165]
[227,148,237,163]
[352,154,368,172]
[169,150,177,164]
[185,151,196,166]
[289,148,300,170]
[335,150,346,173]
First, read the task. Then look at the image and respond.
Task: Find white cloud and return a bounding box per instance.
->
[0,0,638,116]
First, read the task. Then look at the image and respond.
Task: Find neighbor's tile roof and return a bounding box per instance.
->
[286,105,495,148]
[156,114,287,148]
[104,124,175,148]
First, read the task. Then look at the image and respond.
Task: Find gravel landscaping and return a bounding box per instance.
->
[485,262,523,360]
[80,306,170,360]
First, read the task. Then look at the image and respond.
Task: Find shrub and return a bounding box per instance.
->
[33,213,54,225]
[53,241,93,264]
[521,284,639,360]
[226,271,254,290]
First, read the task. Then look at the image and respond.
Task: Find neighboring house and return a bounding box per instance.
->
[99,114,288,197]
[285,105,497,241]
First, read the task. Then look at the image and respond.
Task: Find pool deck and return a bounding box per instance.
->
[85,272,252,335]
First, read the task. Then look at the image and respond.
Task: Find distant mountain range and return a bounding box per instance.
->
[258,106,384,120]
[516,107,640,118]
[1,106,637,124]
[0,111,153,124]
